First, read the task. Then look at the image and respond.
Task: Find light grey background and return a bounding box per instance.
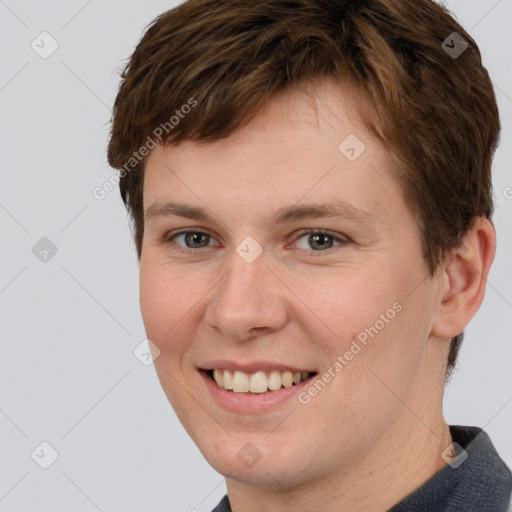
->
[1,1,511,511]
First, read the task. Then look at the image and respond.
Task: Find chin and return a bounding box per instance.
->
[198,435,321,490]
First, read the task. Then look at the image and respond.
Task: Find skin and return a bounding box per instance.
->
[139,78,496,512]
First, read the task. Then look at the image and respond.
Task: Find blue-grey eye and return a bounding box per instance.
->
[174,231,212,248]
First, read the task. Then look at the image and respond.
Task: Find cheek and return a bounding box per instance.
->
[139,262,197,352]
[307,261,427,381]
[139,263,201,413]
[305,267,401,338]
[139,259,225,380]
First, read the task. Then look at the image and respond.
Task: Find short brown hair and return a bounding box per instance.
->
[107,0,500,375]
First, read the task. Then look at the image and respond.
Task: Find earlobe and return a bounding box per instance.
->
[432,217,496,339]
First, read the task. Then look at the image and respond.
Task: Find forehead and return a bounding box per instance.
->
[142,79,403,226]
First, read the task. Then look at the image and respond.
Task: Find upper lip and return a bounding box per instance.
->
[199,360,317,374]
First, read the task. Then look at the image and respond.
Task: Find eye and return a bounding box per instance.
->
[291,229,349,252]
[164,230,219,252]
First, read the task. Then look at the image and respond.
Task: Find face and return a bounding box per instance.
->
[139,79,447,489]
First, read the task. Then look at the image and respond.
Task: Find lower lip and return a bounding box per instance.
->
[199,370,315,413]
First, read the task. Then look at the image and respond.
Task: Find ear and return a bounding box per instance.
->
[431,217,496,339]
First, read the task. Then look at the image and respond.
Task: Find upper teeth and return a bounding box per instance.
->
[212,369,311,393]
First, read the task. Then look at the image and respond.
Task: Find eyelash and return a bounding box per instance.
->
[162,229,349,256]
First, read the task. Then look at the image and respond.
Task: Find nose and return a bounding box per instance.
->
[204,249,289,341]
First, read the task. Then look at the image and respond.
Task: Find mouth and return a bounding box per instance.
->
[203,368,318,394]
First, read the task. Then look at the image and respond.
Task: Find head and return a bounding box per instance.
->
[107,0,499,490]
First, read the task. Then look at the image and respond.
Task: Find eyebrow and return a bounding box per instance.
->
[144,200,379,228]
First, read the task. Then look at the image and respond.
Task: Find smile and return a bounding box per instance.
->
[206,369,317,394]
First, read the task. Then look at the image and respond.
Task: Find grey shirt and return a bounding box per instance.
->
[211,425,512,512]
